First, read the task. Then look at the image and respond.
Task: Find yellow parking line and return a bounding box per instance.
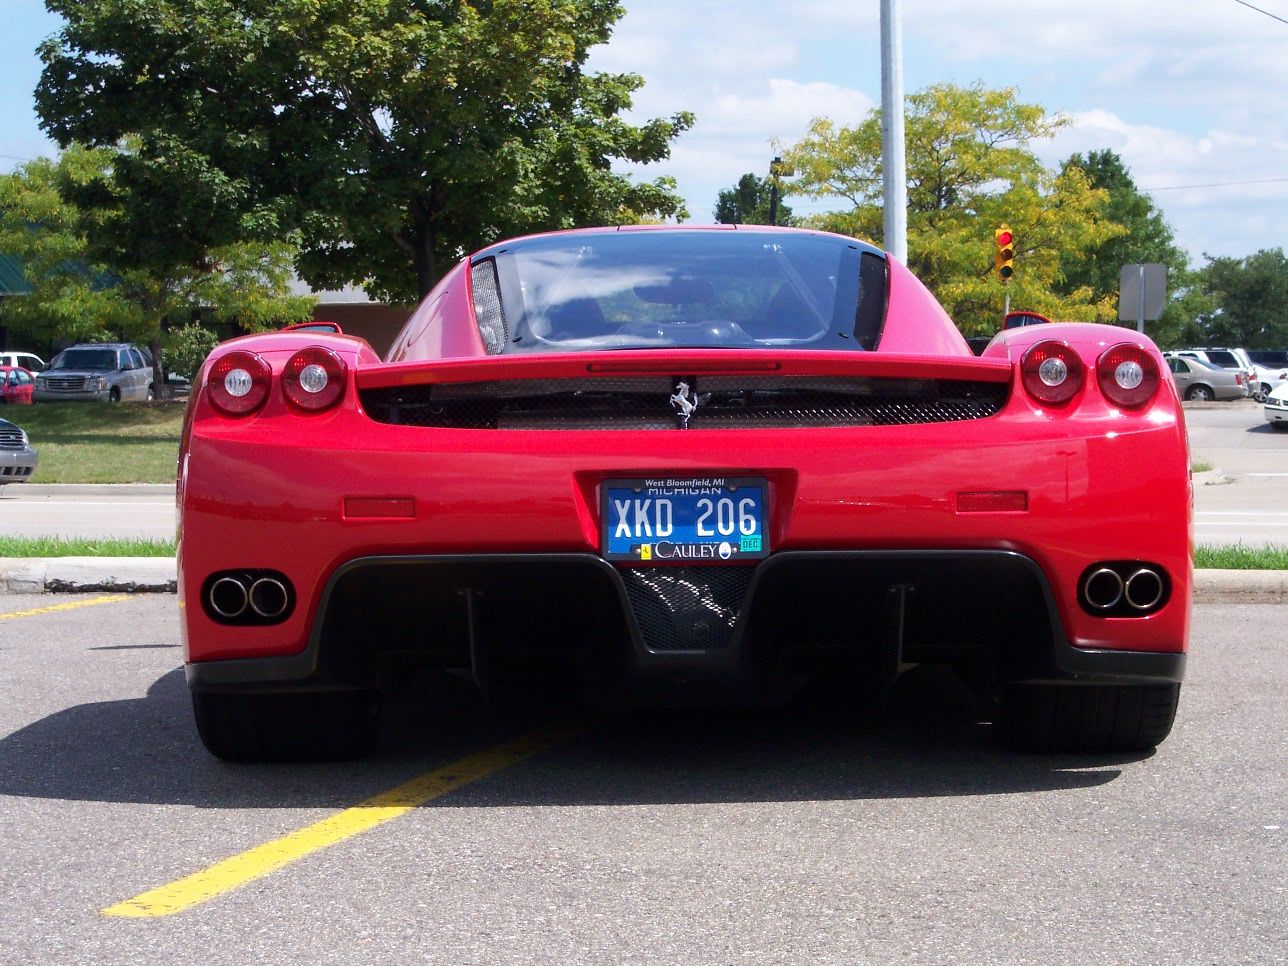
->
[0,595,129,621]
[102,719,586,919]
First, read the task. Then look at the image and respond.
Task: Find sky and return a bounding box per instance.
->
[3,0,1286,264]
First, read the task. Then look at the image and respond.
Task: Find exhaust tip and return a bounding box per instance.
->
[1124,568,1165,611]
[209,576,249,618]
[248,577,290,618]
[1083,567,1124,610]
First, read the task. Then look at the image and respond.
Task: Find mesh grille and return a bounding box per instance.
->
[620,566,754,651]
[359,375,1009,430]
[470,259,508,355]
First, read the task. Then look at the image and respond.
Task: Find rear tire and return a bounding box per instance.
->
[1185,385,1213,401]
[995,682,1180,753]
[193,689,381,762]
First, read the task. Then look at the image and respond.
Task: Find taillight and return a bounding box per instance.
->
[1021,341,1085,405]
[282,346,347,411]
[1097,344,1160,408]
[207,350,272,416]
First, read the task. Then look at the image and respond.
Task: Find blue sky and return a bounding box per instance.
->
[4,0,1286,263]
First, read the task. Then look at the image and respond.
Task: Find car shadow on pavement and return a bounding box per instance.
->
[0,665,1145,809]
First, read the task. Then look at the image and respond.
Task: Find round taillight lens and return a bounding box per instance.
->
[1097,344,1160,408]
[1021,341,1085,405]
[207,351,271,416]
[282,346,347,410]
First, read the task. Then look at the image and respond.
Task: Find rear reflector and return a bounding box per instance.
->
[343,497,416,519]
[956,491,1028,513]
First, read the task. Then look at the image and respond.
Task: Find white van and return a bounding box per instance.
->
[0,351,46,372]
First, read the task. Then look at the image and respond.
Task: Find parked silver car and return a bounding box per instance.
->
[1165,355,1250,401]
[0,418,37,484]
[33,343,155,403]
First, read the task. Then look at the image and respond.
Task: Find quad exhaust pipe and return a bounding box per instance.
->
[1079,562,1168,616]
[204,571,294,623]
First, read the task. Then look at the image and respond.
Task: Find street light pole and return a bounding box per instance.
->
[880,0,907,263]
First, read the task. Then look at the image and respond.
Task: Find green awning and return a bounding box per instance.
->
[0,255,32,296]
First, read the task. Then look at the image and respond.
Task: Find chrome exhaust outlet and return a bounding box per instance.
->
[209,576,249,618]
[1124,568,1164,611]
[248,577,290,618]
[1083,567,1124,610]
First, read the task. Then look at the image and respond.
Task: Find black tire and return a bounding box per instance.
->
[1254,383,1270,403]
[995,682,1180,753]
[193,689,381,762]
[1185,384,1213,402]
[108,386,121,403]
[145,385,155,401]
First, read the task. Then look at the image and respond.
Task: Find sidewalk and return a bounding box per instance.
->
[0,556,1285,602]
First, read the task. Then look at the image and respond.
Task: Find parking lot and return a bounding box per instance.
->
[1,593,1283,964]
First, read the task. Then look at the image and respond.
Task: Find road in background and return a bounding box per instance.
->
[0,593,1282,963]
[1,402,1284,545]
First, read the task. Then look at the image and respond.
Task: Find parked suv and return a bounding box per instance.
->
[0,351,46,372]
[33,343,155,403]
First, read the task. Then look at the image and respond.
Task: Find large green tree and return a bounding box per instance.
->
[0,146,312,388]
[1195,248,1288,348]
[714,173,793,225]
[1058,149,1202,347]
[37,0,694,302]
[780,83,1123,333]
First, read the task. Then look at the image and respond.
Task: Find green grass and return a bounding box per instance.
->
[7,401,186,483]
[0,536,176,558]
[1194,544,1288,570]
[1191,460,1214,474]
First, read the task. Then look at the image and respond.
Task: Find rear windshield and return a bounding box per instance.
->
[472,231,886,354]
[51,348,119,371]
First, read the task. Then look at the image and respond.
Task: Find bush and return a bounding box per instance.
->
[164,323,221,380]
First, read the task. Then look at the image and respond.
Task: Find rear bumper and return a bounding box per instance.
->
[186,550,1185,701]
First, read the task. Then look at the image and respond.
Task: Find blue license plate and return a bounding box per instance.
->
[601,477,769,563]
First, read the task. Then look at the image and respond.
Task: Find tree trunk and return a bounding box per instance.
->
[149,335,168,401]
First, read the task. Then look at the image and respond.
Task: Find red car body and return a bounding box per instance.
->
[0,366,35,404]
[179,227,1189,761]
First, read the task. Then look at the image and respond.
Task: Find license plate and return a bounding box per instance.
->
[601,476,769,563]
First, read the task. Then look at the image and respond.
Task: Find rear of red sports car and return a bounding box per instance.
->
[179,227,1189,761]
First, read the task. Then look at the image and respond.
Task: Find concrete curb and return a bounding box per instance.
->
[0,557,1285,602]
[0,557,176,594]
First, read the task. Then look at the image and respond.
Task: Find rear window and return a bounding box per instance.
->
[1204,351,1238,368]
[473,231,887,354]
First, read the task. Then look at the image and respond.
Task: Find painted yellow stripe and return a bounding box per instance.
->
[0,594,129,621]
[102,720,584,919]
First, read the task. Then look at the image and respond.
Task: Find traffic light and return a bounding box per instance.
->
[994,225,1015,283]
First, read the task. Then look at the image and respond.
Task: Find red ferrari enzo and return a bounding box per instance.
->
[178,226,1189,761]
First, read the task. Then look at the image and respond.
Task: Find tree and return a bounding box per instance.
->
[37,0,694,302]
[1058,150,1200,347]
[0,146,312,389]
[779,83,1124,334]
[715,173,793,225]
[1195,249,1288,348]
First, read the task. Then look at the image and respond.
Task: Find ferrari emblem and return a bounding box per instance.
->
[669,380,698,428]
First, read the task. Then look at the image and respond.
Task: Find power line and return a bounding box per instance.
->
[1142,176,1288,191]
[1231,0,1288,25]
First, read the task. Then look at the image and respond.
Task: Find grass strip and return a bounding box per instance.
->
[1194,544,1288,571]
[10,401,186,484]
[0,536,176,558]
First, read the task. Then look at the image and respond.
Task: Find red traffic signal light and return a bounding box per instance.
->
[994,225,1015,282]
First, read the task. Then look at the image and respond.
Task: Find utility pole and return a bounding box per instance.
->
[880,0,907,263]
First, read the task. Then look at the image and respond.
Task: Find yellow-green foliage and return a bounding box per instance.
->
[781,83,1126,335]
